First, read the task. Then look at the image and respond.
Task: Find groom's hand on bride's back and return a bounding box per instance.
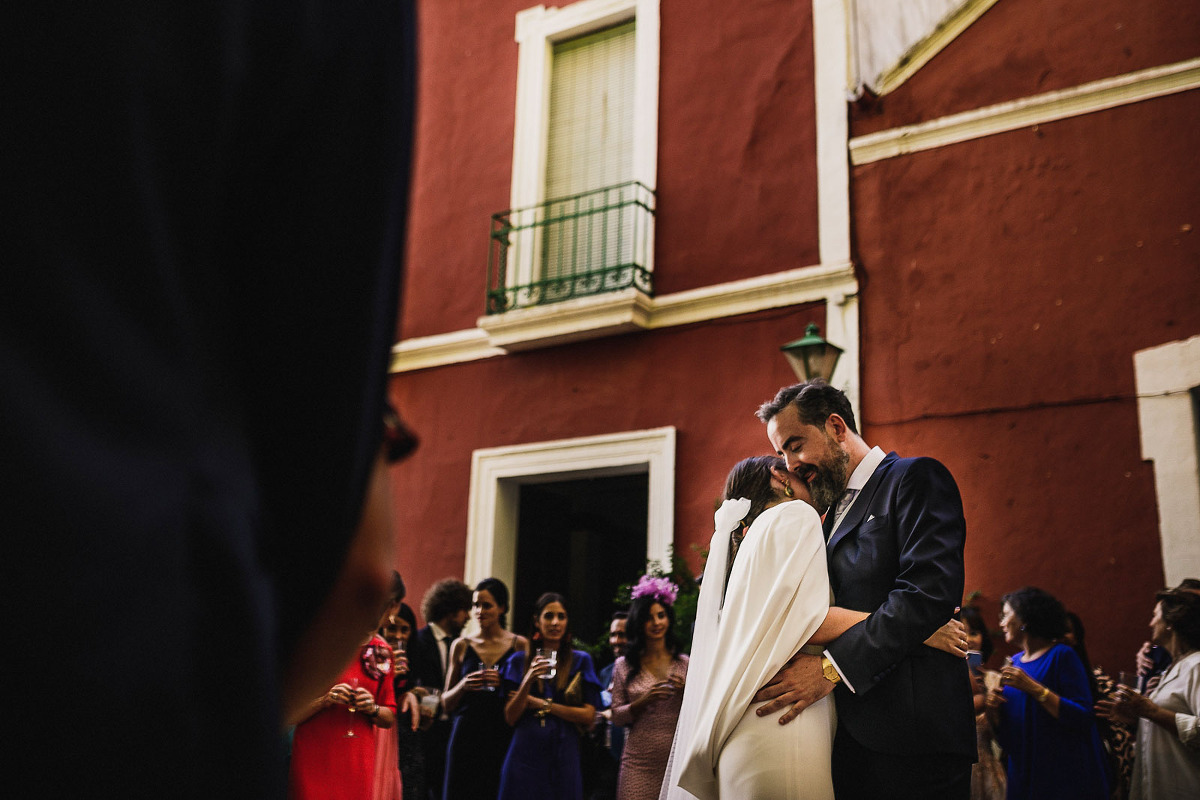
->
[752,652,834,725]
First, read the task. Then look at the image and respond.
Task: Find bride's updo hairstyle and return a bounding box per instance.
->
[722,455,787,529]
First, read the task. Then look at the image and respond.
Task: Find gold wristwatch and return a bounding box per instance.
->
[820,655,842,684]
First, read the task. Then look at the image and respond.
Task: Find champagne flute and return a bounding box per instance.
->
[393,638,408,677]
[344,678,360,738]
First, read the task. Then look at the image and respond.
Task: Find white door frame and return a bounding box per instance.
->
[465,427,676,592]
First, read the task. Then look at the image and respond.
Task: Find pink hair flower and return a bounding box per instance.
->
[631,574,679,606]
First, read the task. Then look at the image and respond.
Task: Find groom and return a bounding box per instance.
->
[753,381,975,798]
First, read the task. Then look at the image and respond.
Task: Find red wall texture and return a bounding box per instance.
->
[654,0,819,293]
[851,93,1200,669]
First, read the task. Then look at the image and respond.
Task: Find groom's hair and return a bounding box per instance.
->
[756,380,858,434]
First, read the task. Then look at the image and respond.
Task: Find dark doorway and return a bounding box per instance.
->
[512,473,648,646]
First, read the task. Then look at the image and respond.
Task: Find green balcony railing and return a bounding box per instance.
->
[486,181,655,314]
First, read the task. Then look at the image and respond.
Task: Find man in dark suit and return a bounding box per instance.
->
[412,579,472,800]
[753,381,976,798]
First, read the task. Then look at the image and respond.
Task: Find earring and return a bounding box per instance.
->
[782,482,794,498]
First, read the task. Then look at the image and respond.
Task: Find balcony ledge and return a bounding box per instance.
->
[476,287,654,351]
[392,261,857,372]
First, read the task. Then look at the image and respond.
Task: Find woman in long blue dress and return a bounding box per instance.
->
[987,586,1110,799]
[442,578,526,800]
[499,592,601,800]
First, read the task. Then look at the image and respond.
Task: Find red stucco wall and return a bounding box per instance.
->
[400,0,521,339]
[654,0,820,294]
[851,90,1200,670]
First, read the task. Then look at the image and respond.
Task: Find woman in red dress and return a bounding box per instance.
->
[290,632,398,800]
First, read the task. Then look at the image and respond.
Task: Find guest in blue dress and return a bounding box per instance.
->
[988,586,1110,799]
[500,592,602,800]
[442,578,527,800]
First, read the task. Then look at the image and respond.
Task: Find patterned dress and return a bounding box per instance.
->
[610,655,689,800]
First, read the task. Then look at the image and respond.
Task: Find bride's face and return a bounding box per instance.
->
[771,467,816,508]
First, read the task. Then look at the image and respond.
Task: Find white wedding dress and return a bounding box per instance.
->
[660,499,836,800]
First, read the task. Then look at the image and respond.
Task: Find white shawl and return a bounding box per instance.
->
[660,499,831,800]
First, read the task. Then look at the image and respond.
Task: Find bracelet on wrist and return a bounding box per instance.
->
[1037,686,1051,703]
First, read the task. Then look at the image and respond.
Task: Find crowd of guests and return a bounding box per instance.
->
[962,579,1200,800]
[288,572,691,800]
[287,567,1199,800]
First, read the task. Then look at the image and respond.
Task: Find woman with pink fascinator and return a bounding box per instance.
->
[611,575,690,800]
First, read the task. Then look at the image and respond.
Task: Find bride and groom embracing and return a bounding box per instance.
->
[661,381,977,800]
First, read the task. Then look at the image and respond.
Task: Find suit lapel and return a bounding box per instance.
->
[827,451,897,554]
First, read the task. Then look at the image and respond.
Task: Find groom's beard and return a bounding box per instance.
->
[806,440,851,515]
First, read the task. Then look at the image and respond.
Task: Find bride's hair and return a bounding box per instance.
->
[722,455,787,529]
[624,595,680,675]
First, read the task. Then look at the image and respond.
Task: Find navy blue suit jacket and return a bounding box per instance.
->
[823,452,976,758]
[412,625,450,692]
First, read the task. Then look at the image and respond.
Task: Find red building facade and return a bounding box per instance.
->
[388,0,1200,671]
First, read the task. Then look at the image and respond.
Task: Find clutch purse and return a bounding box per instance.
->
[563,671,585,707]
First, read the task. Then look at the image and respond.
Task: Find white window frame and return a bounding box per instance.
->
[1135,334,1200,585]
[509,0,659,291]
[465,427,675,593]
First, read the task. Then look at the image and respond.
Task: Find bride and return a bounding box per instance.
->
[661,456,961,800]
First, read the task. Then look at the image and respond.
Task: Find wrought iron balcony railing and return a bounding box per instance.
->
[487,181,655,314]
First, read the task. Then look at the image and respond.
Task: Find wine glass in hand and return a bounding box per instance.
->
[393,639,409,678]
[344,678,361,738]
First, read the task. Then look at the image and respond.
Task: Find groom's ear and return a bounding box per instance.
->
[825,413,850,442]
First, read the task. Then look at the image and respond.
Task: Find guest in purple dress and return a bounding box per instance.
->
[499,593,601,800]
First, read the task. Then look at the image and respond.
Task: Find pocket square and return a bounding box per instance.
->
[867,514,875,522]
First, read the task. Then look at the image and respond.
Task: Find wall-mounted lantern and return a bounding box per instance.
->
[780,323,843,382]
